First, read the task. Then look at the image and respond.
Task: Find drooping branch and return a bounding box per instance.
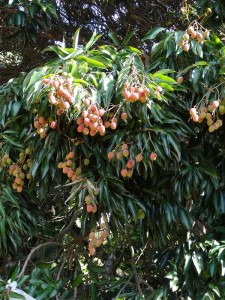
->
[55,208,82,240]
[17,242,64,279]
[126,228,144,296]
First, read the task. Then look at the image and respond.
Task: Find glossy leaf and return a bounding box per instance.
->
[142,27,165,41]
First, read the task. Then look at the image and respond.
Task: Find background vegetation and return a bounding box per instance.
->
[1,0,225,299]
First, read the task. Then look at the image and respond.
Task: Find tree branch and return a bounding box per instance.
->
[126,230,144,296]
[55,208,82,240]
[18,242,63,279]
[114,273,133,300]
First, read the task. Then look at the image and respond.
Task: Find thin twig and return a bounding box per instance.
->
[17,242,63,279]
[135,240,150,264]
[113,273,133,300]
[138,274,154,292]
[126,230,144,296]
[56,259,67,280]
[134,240,154,292]
[55,259,67,300]
[73,269,77,298]
[55,208,81,240]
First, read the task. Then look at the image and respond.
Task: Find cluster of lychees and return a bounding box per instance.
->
[107,143,157,178]
[9,164,26,192]
[7,149,33,192]
[33,116,49,139]
[42,76,78,116]
[122,82,150,103]
[154,85,163,97]
[189,99,224,132]
[58,152,82,182]
[104,115,118,131]
[88,224,108,256]
[120,112,128,121]
[77,102,106,136]
[179,25,210,52]
[85,191,98,213]
[0,154,12,167]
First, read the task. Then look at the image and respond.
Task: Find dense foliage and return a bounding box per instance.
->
[1,0,216,84]
[1,1,225,300]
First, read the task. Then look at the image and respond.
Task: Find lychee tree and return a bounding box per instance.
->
[0,21,225,299]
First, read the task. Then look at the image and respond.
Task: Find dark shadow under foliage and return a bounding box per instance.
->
[1,0,187,85]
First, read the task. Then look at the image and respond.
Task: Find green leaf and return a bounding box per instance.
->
[90,266,106,273]
[217,247,225,261]
[11,102,22,117]
[125,46,142,54]
[41,159,50,179]
[74,78,88,85]
[219,65,225,75]
[142,27,165,41]
[72,28,81,50]
[3,186,19,207]
[170,277,179,292]
[42,46,83,60]
[220,192,225,213]
[10,266,20,281]
[167,134,181,161]
[147,288,166,300]
[9,291,25,299]
[128,199,138,221]
[17,275,29,286]
[209,283,220,297]
[88,270,99,284]
[184,253,192,272]
[221,259,225,276]
[153,142,166,159]
[0,201,5,217]
[85,32,102,51]
[122,30,136,46]
[195,61,208,66]
[89,283,97,300]
[203,292,215,300]
[0,218,7,247]
[23,67,48,93]
[166,270,177,280]
[69,59,78,76]
[15,11,26,27]
[30,160,40,178]
[91,55,112,67]
[178,61,209,76]
[108,32,120,47]
[215,226,225,233]
[185,61,201,82]
[49,288,60,298]
[157,69,175,75]
[99,76,114,106]
[46,2,58,18]
[160,133,170,157]
[36,286,52,300]
[36,262,53,269]
[71,274,83,287]
[198,163,218,178]
[159,82,174,91]
[151,41,164,56]
[77,55,106,68]
[211,34,223,46]
[179,208,192,230]
[28,3,38,17]
[196,43,203,58]
[192,251,204,275]
[2,134,23,149]
[150,103,164,122]
[152,73,177,84]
